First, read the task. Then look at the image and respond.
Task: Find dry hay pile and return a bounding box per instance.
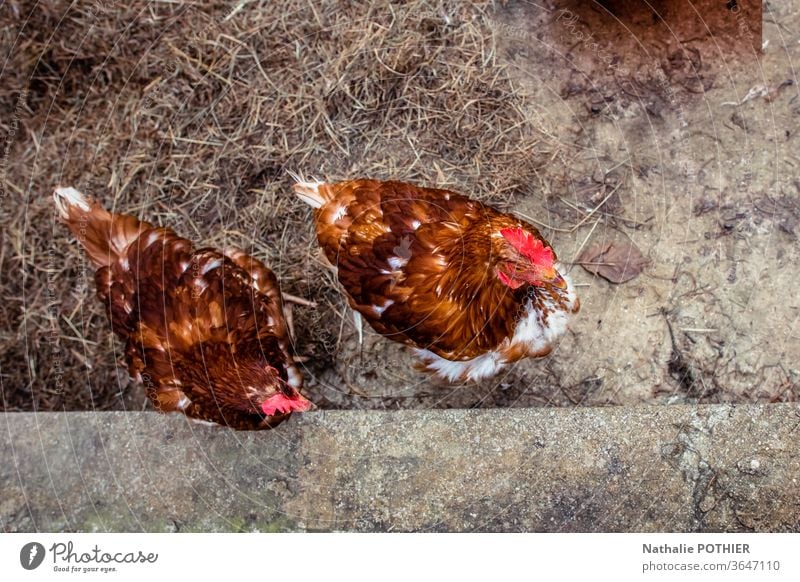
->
[0,0,554,411]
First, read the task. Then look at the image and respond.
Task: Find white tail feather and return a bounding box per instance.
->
[289,170,328,209]
[53,186,91,218]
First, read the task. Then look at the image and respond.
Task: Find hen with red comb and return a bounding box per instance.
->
[294,177,580,382]
[54,186,312,430]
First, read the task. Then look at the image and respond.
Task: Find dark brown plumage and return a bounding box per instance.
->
[54,187,310,430]
[295,177,580,382]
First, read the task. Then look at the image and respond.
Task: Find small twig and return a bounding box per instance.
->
[679,328,718,333]
[570,218,600,264]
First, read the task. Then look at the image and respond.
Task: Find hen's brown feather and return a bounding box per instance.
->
[55,187,306,430]
[297,178,579,380]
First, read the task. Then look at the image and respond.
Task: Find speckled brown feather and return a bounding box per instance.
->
[306,179,575,363]
[56,190,302,430]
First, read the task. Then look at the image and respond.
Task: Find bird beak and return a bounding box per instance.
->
[536,266,567,289]
[553,273,568,289]
[293,393,313,412]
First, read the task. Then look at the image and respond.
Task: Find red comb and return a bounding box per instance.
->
[261,393,312,416]
[500,228,554,267]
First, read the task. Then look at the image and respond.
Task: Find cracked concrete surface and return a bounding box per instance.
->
[1,405,798,532]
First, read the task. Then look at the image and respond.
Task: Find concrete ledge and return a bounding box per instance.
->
[1,405,798,532]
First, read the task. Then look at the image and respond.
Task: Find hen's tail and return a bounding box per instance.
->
[54,187,148,268]
[289,171,333,209]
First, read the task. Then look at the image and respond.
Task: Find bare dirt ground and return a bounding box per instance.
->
[487,0,799,408]
[1,0,797,412]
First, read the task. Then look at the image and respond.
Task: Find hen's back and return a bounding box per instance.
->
[55,187,297,428]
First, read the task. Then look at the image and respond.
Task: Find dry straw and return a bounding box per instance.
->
[1,0,554,411]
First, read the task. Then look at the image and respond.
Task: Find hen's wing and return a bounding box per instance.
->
[222,247,302,389]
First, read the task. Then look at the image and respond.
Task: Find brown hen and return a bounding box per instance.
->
[54,187,310,429]
[294,177,579,382]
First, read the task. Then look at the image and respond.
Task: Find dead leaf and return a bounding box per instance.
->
[577,241,648,284]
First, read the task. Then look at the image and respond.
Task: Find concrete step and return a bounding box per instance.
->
[1,405,798,532]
